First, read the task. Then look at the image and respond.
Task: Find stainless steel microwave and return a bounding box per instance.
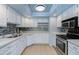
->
[62,16,78,29]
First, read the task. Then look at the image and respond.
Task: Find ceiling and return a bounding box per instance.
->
[29,4,52,12]
[8,4,74,17]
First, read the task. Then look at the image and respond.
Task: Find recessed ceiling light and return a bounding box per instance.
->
[35,5,45,12]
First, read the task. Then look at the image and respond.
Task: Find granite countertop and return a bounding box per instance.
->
[68,40,79,47]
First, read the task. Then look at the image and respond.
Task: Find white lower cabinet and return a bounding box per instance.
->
[68,41,79,55]
[0,36,27,55]
[0,45,10,55]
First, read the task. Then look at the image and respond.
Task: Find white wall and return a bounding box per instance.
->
[49,17,57,47]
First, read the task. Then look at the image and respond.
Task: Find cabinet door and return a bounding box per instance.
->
[33,21,37,27]
[7,7,16,24]
[21,17,26,27]
[56,15,63,27]
[27,19,34,27]
[18,17,37,27]
[7,7,13,23]
[68,42,79,55]
[0,5,7,27]
[12,9,17,24]
[0,45,10,55]
[21,17,32,27]
[16,13,21,25]
[30,18,37,27]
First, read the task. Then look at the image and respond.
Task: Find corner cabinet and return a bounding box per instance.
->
[0,5,7,27]
[0,36,27,55]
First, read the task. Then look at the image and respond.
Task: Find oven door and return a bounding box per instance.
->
[56,38,68,55]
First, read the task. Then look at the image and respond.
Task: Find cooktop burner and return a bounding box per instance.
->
[56,35,67,40]
[56,34,79,40]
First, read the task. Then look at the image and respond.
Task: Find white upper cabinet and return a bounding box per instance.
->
[33,21,37,27]
[21,17,34,27]
[20,17,26,27]
[56,5,77,27]
[0,5,7,27]
[18,17,27,27]
[7,6,16,24]
[62,5,77,20]
[56,15,63,27]
[29,18,37,27]
[7,6,21,24]
[16,12,22,25]
[26,18,34,27]
[19,17,37,27]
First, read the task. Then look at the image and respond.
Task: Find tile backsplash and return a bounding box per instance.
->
[0,23,17,36]
[57,27,66,32]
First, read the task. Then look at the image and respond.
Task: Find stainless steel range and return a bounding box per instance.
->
[56,16,79,55]
[56,28,79,55]
[56,35,68,55]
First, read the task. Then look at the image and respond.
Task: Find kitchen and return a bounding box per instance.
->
[0,4,79,55]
